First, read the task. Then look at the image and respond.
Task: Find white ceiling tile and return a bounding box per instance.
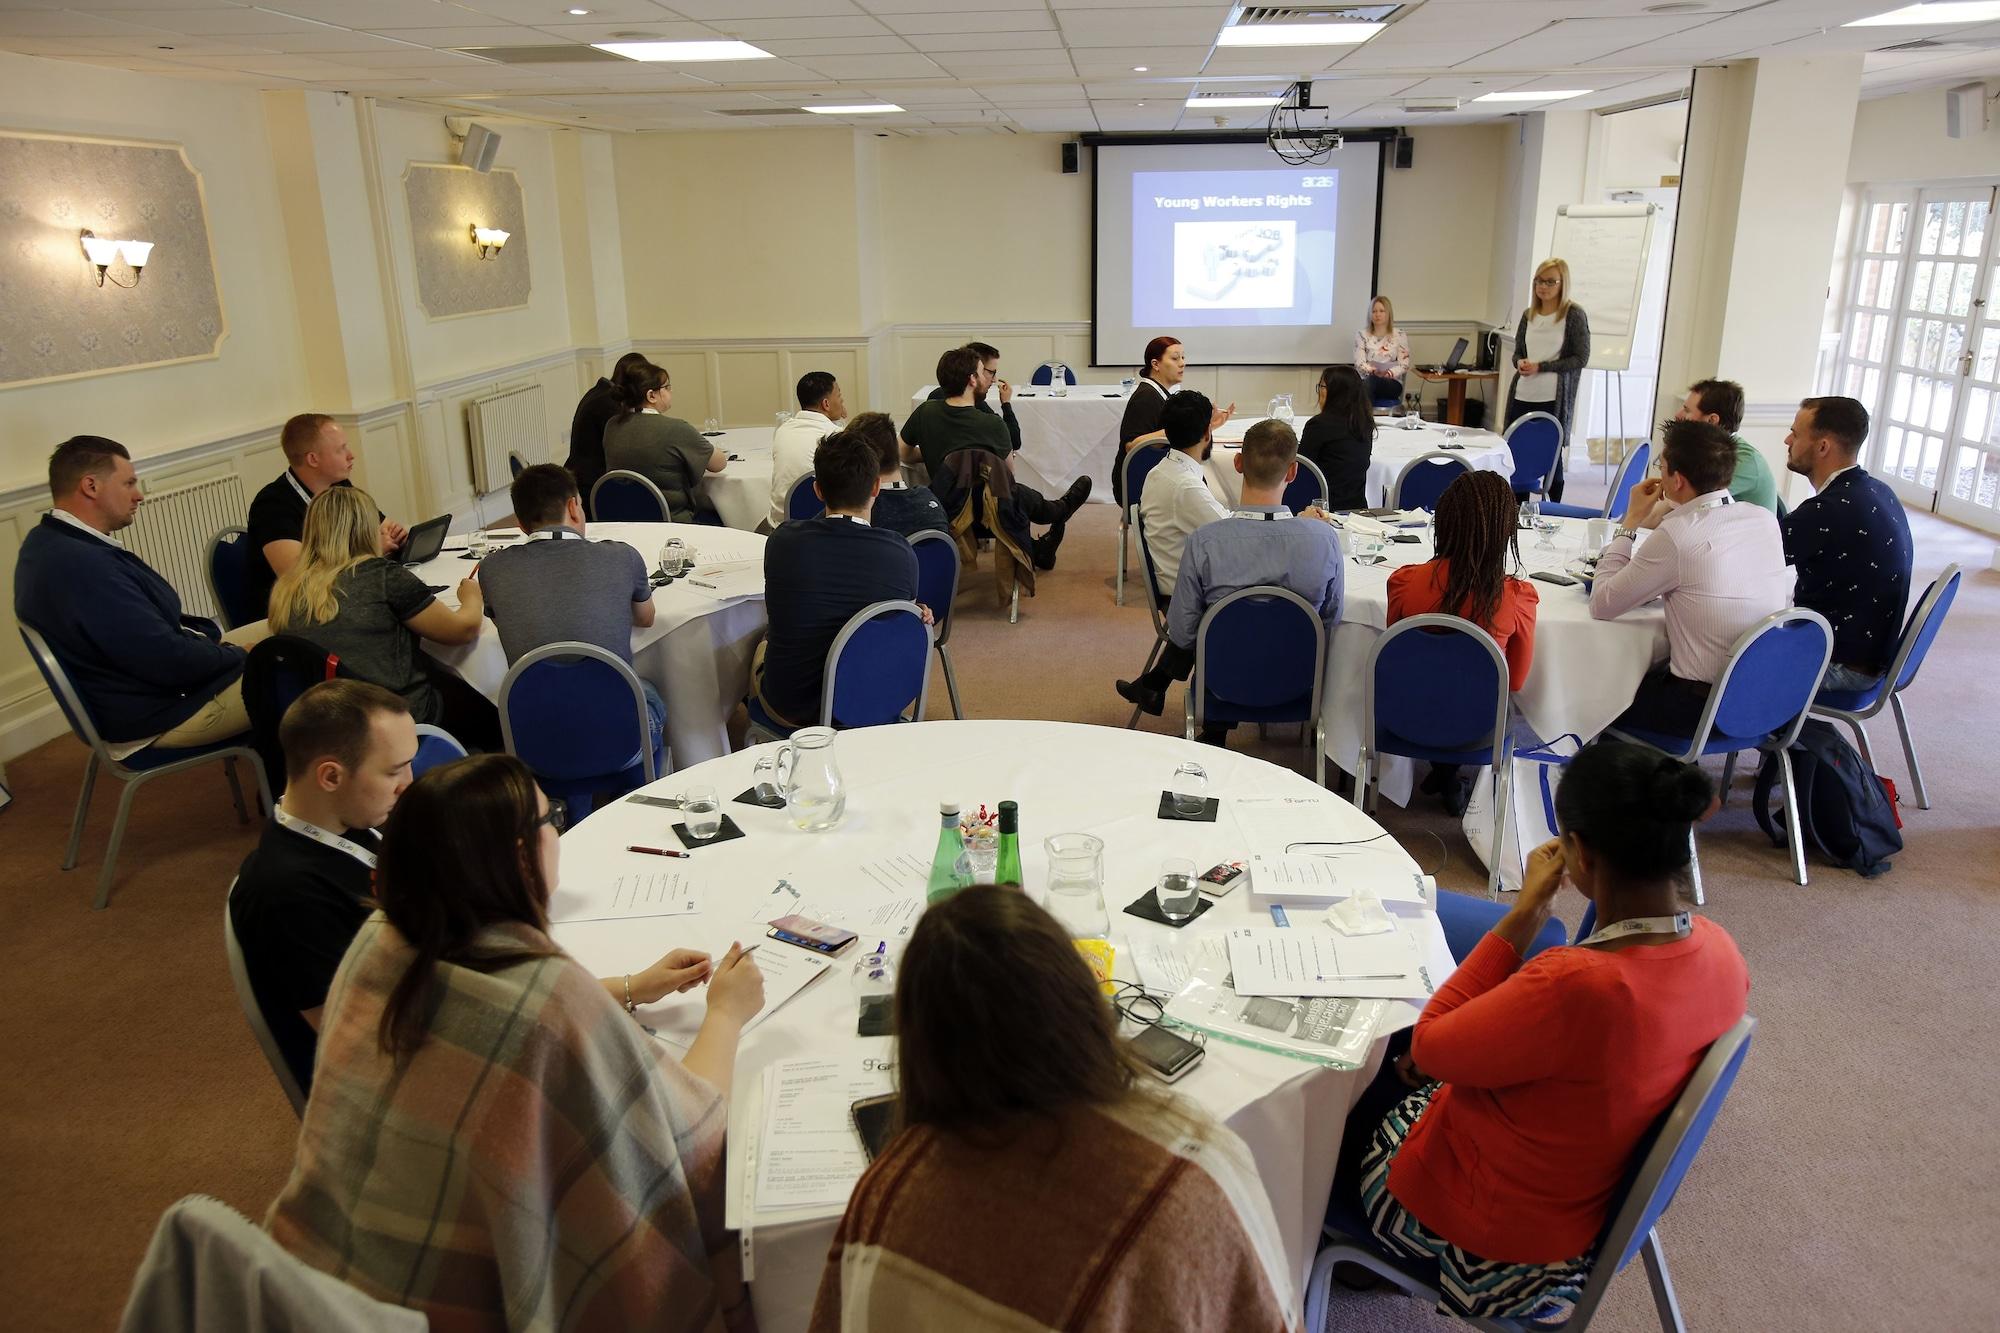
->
[875,11,1057,36]
[457,0,674,21]
[355,26,557,47]
[68,34,282,56]
[753,35,915,56]
[661,0,868,17]
[261,1,515,29]
[697,16,893,39]
[0,10,172,37]
[70,7,322,37]
[904,29,1065,53]
[785,52,948,78]
[930,54,1078,76]
[522,20,721,41]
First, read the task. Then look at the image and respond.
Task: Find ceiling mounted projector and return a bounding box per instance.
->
[1265,82,1344,164]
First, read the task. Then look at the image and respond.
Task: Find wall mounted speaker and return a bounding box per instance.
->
[1945,82,1988,140]
[460,123,501,173]
[1061,141,1080,174]
[1393,135,1414,169]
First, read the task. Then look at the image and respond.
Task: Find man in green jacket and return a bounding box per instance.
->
[1674,378,1779,512]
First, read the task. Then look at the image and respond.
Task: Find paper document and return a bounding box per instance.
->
[547,870,699,924]
[1224,926,1434,1000]
[1128,934,1231,995]
[640,940,830,1049]
[1234,797,1425,903]
[753,1055,896,1214]
[859,853,928,894]
[683,559,764,602]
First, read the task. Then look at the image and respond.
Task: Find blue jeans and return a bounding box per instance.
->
[642,679,667,766]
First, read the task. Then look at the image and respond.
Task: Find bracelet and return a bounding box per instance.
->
[623,973,636,1014]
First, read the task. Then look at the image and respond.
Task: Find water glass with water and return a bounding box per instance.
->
[659,537,689,577]
[466,529,491,560]
[1155,857,1201,923]
[775,410,794,427]
[1171,761,1208,816]
[1520,497,1541,532]
[703,416,720,435]
[683,785,722,841]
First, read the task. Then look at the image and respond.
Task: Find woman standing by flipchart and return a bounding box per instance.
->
[1504,258,1591,502]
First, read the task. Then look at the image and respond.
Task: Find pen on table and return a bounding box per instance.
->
[687,579,718,589]
[627,845,690,858]
[1315,973,1407,982]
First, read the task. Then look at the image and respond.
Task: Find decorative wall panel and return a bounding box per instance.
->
[0,132,225,388]
[402,163,529,319]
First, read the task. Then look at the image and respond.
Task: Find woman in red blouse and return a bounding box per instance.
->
[1333,742,1750,1322]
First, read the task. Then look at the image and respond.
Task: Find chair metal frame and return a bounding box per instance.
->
[410,722,467,778]
[21,623,271,910]
[1504,409,1566,498]
[1390,451,1473,510]
[1610,608,1833,893]
[1124,510,1173,729]
[1305,1015,1758,1333]
[1809,563,1960,810]
[589,469,670,522]
[498,641,662,802]
[908,531,965,719]
[1189,585,1328,785]
[820,598,932,728]
[1283,456,1331,514]
[205,526,259,631]
[1115,442,1169,606]
[785,472,821,522]
[1360,614,1516,899]
[1545,440,1651,521]
[222,875,307,1117]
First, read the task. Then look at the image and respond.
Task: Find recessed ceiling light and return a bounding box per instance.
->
[592,40,774,61]
[1846,1,2000,23]
[802,104,904,115]
[1132,65,1149,72]
[566,6,591,14]
[1472,89,1593,103]
[1217,22,1382,47]
[1186,95,1283,108]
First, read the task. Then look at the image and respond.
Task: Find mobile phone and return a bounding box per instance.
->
[851,1093,900,1161]
[1530,570,1579,587]
[1128,1026,1205,1083]
[767,914,859,955]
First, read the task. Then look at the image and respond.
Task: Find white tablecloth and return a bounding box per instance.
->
[1206,417,1514,510]
[1319,516,1669,804]
[548,720,1454,1330]
[411,521,767,767]
[697,426,775,532]
[911,385,1129,504]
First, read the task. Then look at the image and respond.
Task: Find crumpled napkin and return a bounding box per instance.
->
[1325,890,1396,936]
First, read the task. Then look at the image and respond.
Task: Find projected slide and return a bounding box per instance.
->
[1132,169,1338,328]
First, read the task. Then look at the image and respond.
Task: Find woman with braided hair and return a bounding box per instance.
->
[1387,470,1539,812]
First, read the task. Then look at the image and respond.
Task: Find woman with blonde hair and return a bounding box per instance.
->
[270,485,500,749]
[1504,258,1591,501]
[1354,295,1410,406]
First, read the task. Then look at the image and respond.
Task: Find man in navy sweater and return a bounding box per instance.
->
[1782,396,1915,695]
[755,429,932,728]
[15,436,263,752]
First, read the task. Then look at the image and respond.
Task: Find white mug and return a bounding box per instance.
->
[1585,517,1613,555]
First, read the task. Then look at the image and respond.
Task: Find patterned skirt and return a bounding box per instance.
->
[1357,1084,1594,1322]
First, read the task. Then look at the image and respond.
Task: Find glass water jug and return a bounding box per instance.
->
[1268,392,1296,424]
[1042,832,1108,938]
[1048,362,1070,397]
[774,727,846,832]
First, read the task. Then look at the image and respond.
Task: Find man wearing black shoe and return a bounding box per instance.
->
[904,346,1091,570]
[1118,419,1343,742]
[1137,389,1229,593]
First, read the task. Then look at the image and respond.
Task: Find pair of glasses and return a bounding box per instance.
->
[535,798,568,833]
[1534,277,1560,286]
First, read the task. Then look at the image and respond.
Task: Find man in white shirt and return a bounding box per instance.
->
[1590,417,1791,736]
[766,371,848,530]
[1137,389,1229,594]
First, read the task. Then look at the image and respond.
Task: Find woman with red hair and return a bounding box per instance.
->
[1114,336,1234,506]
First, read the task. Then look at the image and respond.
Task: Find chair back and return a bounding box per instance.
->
[590,470,669,522]
[1365,615,1510,759]
[241,635,342,798]
[1133,511,1170,638]
[823,600,930,728]
[1604,441,1652,519]
[1192,587,1326,728]
[786,472,822,522]
[1389,452,1471,511]
[207,527,262,631]
[1030,363,1077,385]
[1283,457,1329,514]
[499,642,658,784]
[1889,563,1961,693]
[1122,442,1170,516]
[1504,411,1564,495]
[1690,609,1833,754]
[909,531,961,648]
[508,452,526,481]
[222,878,307,1117]
[18,623,110,761]
[410,723,467,778]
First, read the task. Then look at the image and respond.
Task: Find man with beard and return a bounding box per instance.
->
[1135,388,1230,592]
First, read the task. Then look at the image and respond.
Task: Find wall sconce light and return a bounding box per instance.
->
[470,225,510,260]
[81,230,153,288]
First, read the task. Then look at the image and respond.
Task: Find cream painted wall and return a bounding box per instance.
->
[1376,125,1508,325]
[1849,81,2000,183]
[1598,101,1688,191]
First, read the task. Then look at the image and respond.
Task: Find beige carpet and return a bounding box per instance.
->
[2,497,1995,1331]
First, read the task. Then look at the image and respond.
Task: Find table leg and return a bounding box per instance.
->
[1445,378,1467,426]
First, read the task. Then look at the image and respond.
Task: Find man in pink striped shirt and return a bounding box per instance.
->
[1589,418,1790,735]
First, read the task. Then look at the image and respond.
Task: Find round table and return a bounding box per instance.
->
[912,384,1130,505]
[698,426,776,532]
[1207,416,1515,509]
[409,522,767,767]
[549,720,1453,1330]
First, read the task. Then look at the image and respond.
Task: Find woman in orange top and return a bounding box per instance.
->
[1386,470,1538,810]
[1333,742,1750,1323]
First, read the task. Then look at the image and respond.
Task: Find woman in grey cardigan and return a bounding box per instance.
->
[1503,258,1591,502]
[601,360,723,522]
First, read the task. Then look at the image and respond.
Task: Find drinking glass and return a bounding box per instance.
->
[659,537,688,576]
[1043,833,1108,938]
[1520,497,1541,533]
[963,826,999,884]
[683,785,721,840]
[466,529,491,559]
[703,416,720,435]
[1171,761,1209,816]
[1442,426,1461,449]
[1155,856,1201,923]
[775,727,845,832]
[751,754,781,805]
[775,410,794,427]
[1536,512,1562,550]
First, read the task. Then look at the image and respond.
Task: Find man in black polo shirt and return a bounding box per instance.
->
[756,429,932,728]
[243,413,406,619]
[228,679,416,1096]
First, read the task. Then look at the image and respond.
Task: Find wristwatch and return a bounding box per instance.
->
[1613,525,1640,542]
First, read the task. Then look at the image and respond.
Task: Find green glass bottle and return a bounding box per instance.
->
[926,801,971,903]
[995,801,1023,888]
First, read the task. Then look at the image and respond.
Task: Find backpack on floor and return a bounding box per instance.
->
[1752,719,1901,878]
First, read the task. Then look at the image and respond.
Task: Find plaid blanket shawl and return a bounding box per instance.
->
[809,1099,1298,1332]
[267,914,749,1333]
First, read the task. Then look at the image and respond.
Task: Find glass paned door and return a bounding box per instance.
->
[1940,236,2000,529]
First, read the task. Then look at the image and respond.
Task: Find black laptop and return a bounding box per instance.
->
[1441,337,1470,372]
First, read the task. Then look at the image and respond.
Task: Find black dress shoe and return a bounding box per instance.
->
[1059,476,1092,518]
[1116,678,1165,716]
[1441,772,1476,817]
[1031,526,1064,571]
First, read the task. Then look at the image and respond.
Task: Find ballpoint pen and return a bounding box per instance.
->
[627,845,690,858]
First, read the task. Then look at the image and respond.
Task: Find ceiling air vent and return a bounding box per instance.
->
[714,108,819,117]
[454,45,630,64]
[1234,4,1402,24]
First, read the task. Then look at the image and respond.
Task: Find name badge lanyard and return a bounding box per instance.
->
[523,528,584,543]
[1576,912,1691,948]
[274,807,378,869]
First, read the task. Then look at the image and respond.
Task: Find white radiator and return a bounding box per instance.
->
[124,474,247,622]
[467,384,547,495]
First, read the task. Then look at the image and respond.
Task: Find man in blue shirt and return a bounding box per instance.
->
[1781,396,1914,695]
[1117,419,1344,742]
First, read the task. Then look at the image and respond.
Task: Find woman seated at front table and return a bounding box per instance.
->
[270,485,503,751]
[1300,365,1377,511]
[811,886,1300,1332]
[1330,742,1748,1325]
[602,358,725,522]
[1113,334,1235,507]
[1354,294,1411,406]
[1387,470,1539,813]
[267,754,768,1332]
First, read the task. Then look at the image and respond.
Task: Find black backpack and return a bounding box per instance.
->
[1752,719,1901,877]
